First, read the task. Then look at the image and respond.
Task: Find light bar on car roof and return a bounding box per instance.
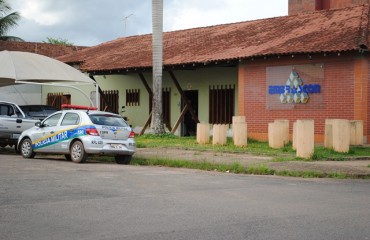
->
[61,104,98,110]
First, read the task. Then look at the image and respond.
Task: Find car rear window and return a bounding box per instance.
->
[89,114,129,127]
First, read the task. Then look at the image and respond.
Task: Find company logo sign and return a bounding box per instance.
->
[268,71,321,104]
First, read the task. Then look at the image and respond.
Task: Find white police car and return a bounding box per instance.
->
[17,108,135,164]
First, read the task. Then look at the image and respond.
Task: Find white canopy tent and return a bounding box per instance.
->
[0,50,99,108]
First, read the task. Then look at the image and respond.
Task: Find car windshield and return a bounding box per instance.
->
[89,114,129,127]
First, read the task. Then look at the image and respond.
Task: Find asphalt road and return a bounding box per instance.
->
[0,154,369,240]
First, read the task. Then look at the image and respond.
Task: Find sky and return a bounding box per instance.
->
[8,0,288,46]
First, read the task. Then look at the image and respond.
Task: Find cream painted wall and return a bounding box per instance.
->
[41,66,238,134]
[41,84,95,107]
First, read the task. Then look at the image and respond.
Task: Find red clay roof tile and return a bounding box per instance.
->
[0,41,87,58]
[58,4,370,72]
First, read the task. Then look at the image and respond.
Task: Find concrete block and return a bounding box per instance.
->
[332,119,350,153]
[269,120,289,149]
[274,119,289,145]
[296,120,314,159]
[292,121,297,150]
[233,122,247,147]
[269,122,283,149]
[232,116,246,124]
[196,123,210,144]
[212,124,228,145]
[232,116,246,140]
[324,119,333,149]
[349,120,363,146]
[324,119,334,149]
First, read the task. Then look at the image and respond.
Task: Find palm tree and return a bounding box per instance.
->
[151,0,165,134]
[0,0,23,41]
[43,37,74,46]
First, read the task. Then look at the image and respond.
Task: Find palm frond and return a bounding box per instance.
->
[0,11,20,36]
[0,35,24,41]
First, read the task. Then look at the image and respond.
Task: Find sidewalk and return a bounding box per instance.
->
[135,148,370,178]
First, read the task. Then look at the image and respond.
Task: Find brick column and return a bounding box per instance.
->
[238,63,246,116]
[354,57,368,143]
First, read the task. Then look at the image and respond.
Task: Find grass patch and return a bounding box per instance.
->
[136,134,295,156]
[91,156,370,179]
[310,146,363,161]
[135,134,370,161]
[131,157,248,173]
[276,170,354,179]
[131,157,276,175]
[246,164,275,175]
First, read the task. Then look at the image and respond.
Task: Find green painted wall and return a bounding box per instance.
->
[42,66,238,135]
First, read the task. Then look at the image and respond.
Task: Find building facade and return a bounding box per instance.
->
[54,1,370,142]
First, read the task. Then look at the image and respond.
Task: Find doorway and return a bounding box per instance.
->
[181,90,198,136]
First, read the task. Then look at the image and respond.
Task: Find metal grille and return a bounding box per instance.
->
[209,85,235,124]
[100,90,119,113]
[126,89,140,106]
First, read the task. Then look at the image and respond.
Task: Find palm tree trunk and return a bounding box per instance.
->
[151,0,165,134]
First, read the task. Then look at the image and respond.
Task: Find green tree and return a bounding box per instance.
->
[0,0,23,41]
[43,37,74,46]
[151,0,165,134]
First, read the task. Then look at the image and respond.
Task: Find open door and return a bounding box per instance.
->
[181,90,198,136]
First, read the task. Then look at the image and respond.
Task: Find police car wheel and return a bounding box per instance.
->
[70,141,87,163]
[64,154,71,161]
[20,138,36,159]
[115,155,132,165]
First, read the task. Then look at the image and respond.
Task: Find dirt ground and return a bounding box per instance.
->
[135,148,370,177]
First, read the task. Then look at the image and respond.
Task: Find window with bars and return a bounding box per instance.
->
[126,89,140,106]
[100,90,119,114]
[209,85,235,124]
[47,93,71,109]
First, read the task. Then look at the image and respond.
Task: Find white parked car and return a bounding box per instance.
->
[17,109,136,164]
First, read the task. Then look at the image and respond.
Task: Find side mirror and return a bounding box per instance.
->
[35,122,43,127]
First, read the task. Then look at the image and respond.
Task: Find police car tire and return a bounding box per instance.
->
[70,141,87,163]
[20,138,36,159]
[64,154,72,161]
[115,155,132,165]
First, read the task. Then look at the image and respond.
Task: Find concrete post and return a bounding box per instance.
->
[232,116,247,147]
[349,120,363,146]
[269,122,283,149]
[212,124,228,145]
[296,120,314,159]
[268,123,276,148]
[233,122,247,147]
[292,121,297,150]
[274,119,289,145]
[332,119,350,153]
[268,120,289,149]
[232,116,246,124]
[196,123,210,144]
[324,119,333,149]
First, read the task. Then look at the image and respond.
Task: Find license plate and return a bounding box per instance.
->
[111,144,123,149]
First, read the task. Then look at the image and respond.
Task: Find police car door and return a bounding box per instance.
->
[53,112,80,153]
[33,113,62,153]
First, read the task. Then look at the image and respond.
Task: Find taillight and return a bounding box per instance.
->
[129,131,135,138]
[86,128,99,136]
